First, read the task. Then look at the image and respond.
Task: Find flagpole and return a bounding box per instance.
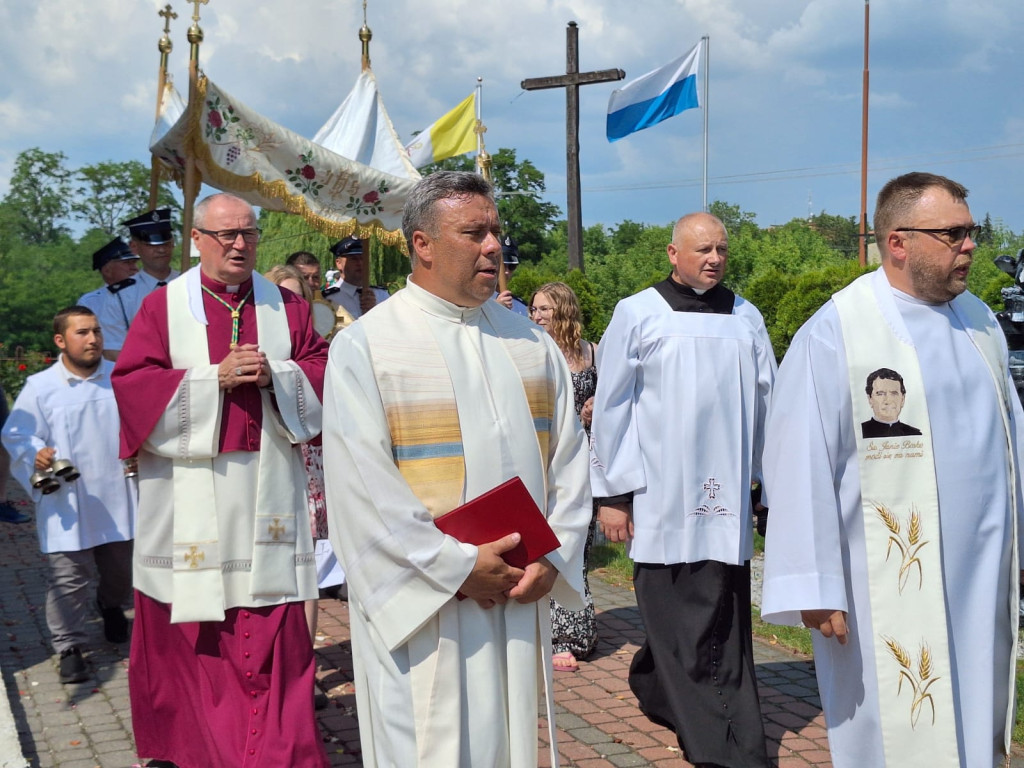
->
[180,0,209,273]
[150,5,177,209]
[858,1,870,267]
[702,35,709,212]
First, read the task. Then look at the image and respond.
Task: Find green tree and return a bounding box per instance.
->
[727,219,845,295]
[809,211,860,257]
[609,220,649,253]
[72,160,180,235]
[255,211,409,290]
[768,262,868,359]
[979,213,996,246]
[708,200,757,237]
[1,148,73,245]
[0,232,104,351]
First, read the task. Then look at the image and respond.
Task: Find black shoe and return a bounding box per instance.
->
[96,599,129,643]
[146,761,179,768]
[0,501,30,524]
[58,647,89,683]
[314,692,329,710]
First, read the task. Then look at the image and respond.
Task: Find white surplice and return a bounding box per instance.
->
[589,287,776,565]
[322,279,592,768]
[761,269,1024,767]
[2,357,135,553]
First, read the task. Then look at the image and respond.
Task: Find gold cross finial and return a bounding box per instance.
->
[190,0,208,24]
[268,518,285,541]
[184,545,205,569]
[159,4,178,34]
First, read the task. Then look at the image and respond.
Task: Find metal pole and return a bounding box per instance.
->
[565,22,583,273]
[180,0,208,272]
[702,35,709,212]
[149,5,177,208]
[859,1,870,267]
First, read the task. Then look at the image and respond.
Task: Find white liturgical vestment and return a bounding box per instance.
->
[322,278,592,768]
[589,286,776,565]
[761,269,1024,767]
[2,358,135,553]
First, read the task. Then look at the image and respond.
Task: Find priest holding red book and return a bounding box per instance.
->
[322,171,592,767]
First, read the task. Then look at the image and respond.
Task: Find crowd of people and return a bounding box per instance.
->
[0,169,1020,767]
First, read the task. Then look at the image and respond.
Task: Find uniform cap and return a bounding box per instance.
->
[330,236,364,258]
[501,235,520,266]
[92,238,139,271]
[121,208,173,245]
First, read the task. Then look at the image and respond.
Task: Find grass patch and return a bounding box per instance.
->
[589,541,634,587]
[750,606,814,656]
[1016,661,1024,745]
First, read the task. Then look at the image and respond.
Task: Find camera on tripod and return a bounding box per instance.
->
[994,248,1024,405]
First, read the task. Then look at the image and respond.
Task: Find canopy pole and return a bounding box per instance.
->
[180,0,208,272]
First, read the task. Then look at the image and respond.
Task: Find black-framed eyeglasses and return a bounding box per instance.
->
[893,225,981,246]
[196,227,262,245]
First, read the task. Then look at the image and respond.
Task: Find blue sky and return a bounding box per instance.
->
[2,0,1022,234]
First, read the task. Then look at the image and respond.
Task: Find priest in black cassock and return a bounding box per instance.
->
[590,212,775,767]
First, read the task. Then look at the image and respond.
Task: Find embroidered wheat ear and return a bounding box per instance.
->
[908,507,922,546]
[884,636,913,669]
[875,503,900,535]
[918,644,932,680]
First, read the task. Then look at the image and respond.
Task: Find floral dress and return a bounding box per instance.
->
[551,340,599,658]
[302,443,328,540]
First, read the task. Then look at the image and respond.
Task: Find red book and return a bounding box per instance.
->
[434,476,561,569]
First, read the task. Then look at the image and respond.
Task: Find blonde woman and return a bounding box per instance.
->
[529,281,598,670]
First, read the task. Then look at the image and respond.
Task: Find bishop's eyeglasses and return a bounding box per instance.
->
[196,227,263,246]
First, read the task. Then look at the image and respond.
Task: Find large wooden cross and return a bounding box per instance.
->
[522,21,623,273]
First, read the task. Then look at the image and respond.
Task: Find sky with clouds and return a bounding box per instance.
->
[2,0,1022,235]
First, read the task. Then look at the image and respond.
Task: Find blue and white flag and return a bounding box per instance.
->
[606,40,703,142]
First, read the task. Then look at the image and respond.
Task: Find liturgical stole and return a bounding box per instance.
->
[363,298,554,516]
[165,270,306,622]
[834,271,1018,763]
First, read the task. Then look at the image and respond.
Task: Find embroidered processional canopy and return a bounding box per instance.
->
[149,76,415,248]
[313,69,421,182]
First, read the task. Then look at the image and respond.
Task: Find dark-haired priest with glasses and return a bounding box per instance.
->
[762,172,1024,767]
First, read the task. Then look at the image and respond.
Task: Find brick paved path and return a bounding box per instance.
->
[1,478,1021,767]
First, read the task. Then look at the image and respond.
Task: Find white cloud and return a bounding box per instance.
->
[0,0,1020,232]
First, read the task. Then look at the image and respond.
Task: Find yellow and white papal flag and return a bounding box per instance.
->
[404,93,477,168]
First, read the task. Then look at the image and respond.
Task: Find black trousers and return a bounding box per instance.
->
[630,560,769,768]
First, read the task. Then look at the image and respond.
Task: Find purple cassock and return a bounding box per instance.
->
[112,272,330,768]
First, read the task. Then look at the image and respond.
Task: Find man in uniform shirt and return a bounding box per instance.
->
[591,211,775,768]
[123,207,178,291]
[78,238,140,319]
[2,306,135,683]
[321,236,389,318]
[100,209,180,359]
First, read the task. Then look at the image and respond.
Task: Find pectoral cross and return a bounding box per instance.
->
[184,545,205,569]
[159,4,178,34]
[268,518,285,541]
[521,21,624,273]
[703,478,721,499]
